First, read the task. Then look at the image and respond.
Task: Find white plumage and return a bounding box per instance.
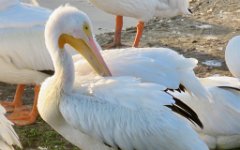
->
[60,76,207,150]
[172,77,240,149]
[170,36,240,149]
[38,5,208,150]
[225,35,240,78]
[69,6,210,101]
[0,105,22,150]
[89,0,190,21]
[88,0,191,47]
[74,47,210,101]
[0,0,53,126]
[0,0,49,28]
[0,0,52,85]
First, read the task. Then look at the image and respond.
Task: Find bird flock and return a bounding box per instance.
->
[0,0,239,150]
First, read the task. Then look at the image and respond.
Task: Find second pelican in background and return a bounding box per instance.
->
[88,0,192,47]
[0,0,52,126]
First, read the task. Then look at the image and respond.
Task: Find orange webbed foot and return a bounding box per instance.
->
[7,105,38,126]
[10,114,38,126]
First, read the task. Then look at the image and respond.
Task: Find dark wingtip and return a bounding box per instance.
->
[38,70,55,76]
[188,8,193,14]
[164,84,186,93]
[218,86,240,92]
[165,97,203,129]
[179,84,186,92]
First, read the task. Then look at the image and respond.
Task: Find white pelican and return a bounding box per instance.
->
[88,0,192,47]
[0,104,22,150]
[38,6,209,150]
[169,36,240,149]
[0,0,53,126]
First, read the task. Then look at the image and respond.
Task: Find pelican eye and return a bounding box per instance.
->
[83,24,89,31]
[83,24,91,36]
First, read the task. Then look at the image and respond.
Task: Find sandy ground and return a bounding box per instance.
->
[1,0,240,149]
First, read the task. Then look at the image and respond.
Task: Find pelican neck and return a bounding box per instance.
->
[52,46,75,94]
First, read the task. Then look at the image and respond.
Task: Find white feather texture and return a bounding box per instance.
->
[74,46,210,101]
[169,35,240,149]
[0,105,22,150]
[225,35,240,78]
[0,0,50,28]
[38,5,208,150]
[88,0,191,21]
[0,0,53,84]
[172,76,240,149]
[61,76,208,150]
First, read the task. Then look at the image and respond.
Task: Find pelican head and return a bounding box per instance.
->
[45,5,111,76]
[225,36,240,78]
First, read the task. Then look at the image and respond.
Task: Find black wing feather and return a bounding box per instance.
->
[38,70,55,76]
[165,96,203,129]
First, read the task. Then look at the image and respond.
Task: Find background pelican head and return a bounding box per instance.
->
[45,5,111,76]
[225,36,240,78]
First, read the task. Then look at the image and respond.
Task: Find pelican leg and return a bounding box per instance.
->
[114,15,123,46]
[1,84,25,112]
[106,15,124,48]
[7,85,40,126]
[133,21,144,48]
